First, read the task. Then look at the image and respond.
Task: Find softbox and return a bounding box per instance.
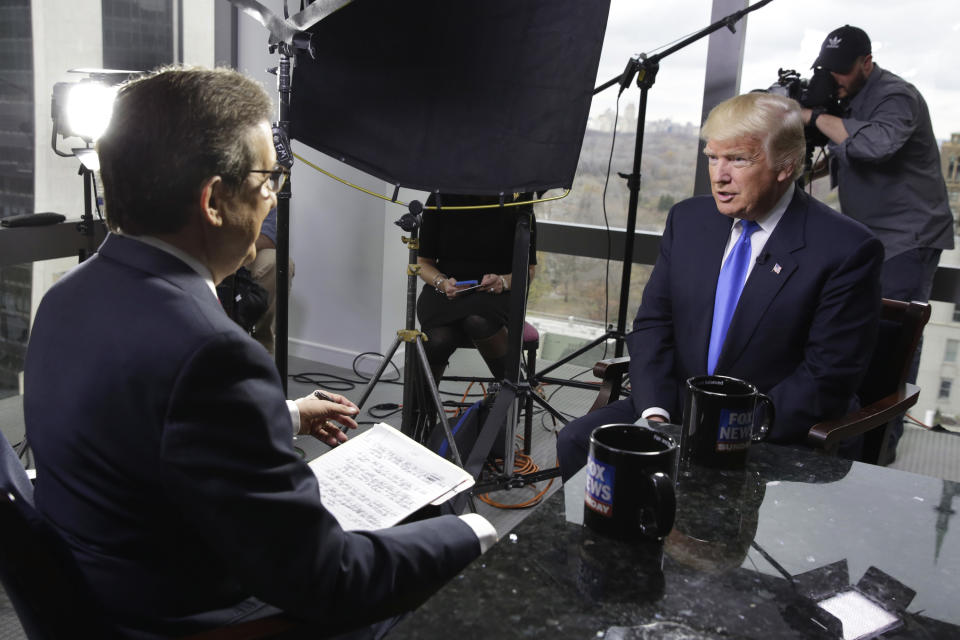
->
[290,0,610,196]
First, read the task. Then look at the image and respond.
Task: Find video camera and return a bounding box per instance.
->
[763,68,842,172]
[766,67,838,111]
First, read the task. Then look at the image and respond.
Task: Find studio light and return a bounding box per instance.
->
[49,69,138,259]
[52,80,118,141]
[51,69,137,157]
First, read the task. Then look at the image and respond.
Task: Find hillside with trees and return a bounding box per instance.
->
[528,121,700,325]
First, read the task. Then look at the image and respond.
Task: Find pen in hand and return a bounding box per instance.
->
[313,390,355,433]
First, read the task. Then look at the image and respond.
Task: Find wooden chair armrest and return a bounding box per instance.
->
[592,356,630,381]
[806,383,919,451]
[588,357,631,413]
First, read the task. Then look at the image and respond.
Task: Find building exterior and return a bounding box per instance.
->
[0,0,35,397]
[910,133,960,424]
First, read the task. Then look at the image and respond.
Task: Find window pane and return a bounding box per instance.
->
[945,339,959,363]
[537,0,711,234]
[102,0,174,71]
[527,252,652,365]
[0,263,30,399]
[0,0,34,398]
[529,1,710,349]
[939,378,952,400]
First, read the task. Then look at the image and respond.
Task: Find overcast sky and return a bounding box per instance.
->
[590,0,960,141]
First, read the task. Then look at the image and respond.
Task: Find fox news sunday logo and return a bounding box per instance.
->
[715,408,753,452]
[585,455,614,517]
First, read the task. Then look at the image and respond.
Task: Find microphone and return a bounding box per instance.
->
[756,252,770,265]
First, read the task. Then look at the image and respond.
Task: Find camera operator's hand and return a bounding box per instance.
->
[802,107,848,145]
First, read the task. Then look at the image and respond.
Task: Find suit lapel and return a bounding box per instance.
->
[717,189,807,372]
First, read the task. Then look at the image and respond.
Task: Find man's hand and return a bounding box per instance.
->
[294,391,359,446]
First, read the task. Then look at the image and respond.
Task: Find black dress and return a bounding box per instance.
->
[416,194,537,331]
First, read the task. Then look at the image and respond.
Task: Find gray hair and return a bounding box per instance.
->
[97,66,273,235]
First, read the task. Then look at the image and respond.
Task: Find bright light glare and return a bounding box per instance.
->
[62,82,118,141]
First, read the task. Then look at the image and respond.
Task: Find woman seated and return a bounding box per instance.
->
[416,193,536,389]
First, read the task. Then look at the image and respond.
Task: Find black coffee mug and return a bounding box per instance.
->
[584,424,677,542]
[680,375,774,469]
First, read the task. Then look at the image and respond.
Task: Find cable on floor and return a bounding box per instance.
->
[477,434,557,510]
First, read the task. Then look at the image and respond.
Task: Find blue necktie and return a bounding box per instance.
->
[707,220,760,375]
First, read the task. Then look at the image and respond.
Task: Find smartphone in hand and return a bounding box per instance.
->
[453,279,481,295]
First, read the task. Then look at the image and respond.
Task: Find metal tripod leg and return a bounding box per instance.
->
[413,337,466,472]
[355,335,403,411]
[413,337,478,514]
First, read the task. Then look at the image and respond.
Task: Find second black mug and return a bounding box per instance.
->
[680,375,774,469]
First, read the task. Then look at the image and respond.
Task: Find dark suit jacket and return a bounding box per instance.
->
[24,234,480,638]
[628,189,884,443]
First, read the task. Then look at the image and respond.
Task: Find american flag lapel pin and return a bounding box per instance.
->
[772,263,782,275]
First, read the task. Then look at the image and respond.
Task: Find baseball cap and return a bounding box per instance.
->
[812,25,871,73]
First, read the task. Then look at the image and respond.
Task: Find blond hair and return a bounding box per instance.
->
[700,92,805,181]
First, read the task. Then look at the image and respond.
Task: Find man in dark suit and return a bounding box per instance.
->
[558,92,883,481]
[24,67,494,638]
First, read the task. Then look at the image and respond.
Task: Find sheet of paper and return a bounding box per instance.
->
[308,422,474,531]
[818,590,900,640]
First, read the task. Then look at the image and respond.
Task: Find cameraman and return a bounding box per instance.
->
[801,25,953,461]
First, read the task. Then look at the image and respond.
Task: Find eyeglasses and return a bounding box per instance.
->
[249,164,289,194]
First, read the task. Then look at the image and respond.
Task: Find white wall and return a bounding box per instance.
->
[182,0,216,67]
[32,0,102,221]
[30,0,104,326]
[236,4,412,371]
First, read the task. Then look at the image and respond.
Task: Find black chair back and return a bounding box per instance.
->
[0,434,115,639]
[857,299,931,463]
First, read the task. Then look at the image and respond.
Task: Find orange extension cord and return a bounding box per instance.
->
[477,444,557,510]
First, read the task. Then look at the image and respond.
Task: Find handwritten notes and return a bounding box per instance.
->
[308,422,474,531]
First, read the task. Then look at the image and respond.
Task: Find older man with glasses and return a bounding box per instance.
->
[24,66,494,639]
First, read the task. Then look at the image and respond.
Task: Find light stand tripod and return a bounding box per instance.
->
[463,205,566,492]
[270,45,297,395]
[75,150,100,263]
[353,201,471,480]
[531,0,776,392]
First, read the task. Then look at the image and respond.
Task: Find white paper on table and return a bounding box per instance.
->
[308,422,474,531]
[817,590,900,640]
